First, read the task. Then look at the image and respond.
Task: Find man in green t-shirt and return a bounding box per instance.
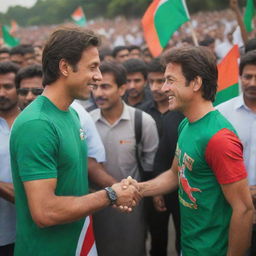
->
[130,46,254,256]
[10,27,140,256]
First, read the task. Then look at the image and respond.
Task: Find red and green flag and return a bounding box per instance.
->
[142,0,190,57]
[243,0,255,33]
[71,6,86,27]
[214,45,240,106]
[1,25,20,47]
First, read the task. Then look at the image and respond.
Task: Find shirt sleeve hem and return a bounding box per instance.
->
[218,173,247,185]
[20,173,57,182]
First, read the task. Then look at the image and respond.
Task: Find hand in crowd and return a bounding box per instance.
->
[153,195,167,212]
[112,177,141,213]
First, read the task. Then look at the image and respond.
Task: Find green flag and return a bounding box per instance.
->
[244,0,255,32]
[2,25,20,47]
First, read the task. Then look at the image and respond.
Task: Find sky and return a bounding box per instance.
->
[0,0,37,13]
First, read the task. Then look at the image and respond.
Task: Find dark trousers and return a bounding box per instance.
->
[146,190,180,256]
[0,243,14,256]
[248,224,256,256]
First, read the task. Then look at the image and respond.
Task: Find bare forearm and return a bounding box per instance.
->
[140,169,178,197]
[0,181,15,203]
[88,159,117,188]
[33,190,110,227]
[227,207,253,256]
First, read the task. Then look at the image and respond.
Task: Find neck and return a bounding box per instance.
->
[127,93,144,106]
[184,99,214,123]
[156,100,169,114]
[101,100,124,125]
[42,82,73,111]
[0,105,20,128]
[244,96,256,112]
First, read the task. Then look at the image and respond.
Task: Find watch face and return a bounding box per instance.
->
[105,187,117,204]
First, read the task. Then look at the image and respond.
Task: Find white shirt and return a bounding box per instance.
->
[217,95,256,185]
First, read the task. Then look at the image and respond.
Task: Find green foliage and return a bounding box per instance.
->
[0,0,235,26]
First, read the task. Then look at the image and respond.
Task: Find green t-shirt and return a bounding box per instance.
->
[177,110,245,256]
[10,96,88,256]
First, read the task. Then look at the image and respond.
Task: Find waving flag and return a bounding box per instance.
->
[1,25,20,47]
[71,6,87,27]
[244,0,255,33]
[142,0,190,57]
[214,45,240,106]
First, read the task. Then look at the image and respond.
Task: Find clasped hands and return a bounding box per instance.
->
[111,176,141,213]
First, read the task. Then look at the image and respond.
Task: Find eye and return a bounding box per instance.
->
[3,84,15,90]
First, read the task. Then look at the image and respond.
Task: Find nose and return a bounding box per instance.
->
[26,91,36,101]
[92,85,103,98]
[151,82,159,92]
[0,86,6,97]
[93,68,102,82]
[161,81,170,93]
[128,80,135,89]
[249,76,256,86]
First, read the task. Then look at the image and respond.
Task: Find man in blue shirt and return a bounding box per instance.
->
[217,50,256,256]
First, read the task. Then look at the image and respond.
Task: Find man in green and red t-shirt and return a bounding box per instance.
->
[136,46,253,256]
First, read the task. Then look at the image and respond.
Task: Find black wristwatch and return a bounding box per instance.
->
[104,187,117,205]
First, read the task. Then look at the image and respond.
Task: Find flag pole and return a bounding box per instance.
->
[188,21,199,46]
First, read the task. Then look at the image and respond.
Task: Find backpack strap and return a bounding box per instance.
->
[134,108,144,178]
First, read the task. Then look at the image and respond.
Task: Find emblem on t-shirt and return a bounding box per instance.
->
[175,144,181,159]
[183,153,194,171]
[179,164,201,209]
[80,128,85,140]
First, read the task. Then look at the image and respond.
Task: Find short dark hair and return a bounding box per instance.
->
[244,38,256,53]
[99,61,127,87]
[162,46,218,102]
[239,50,256,75]
[199,36,215,47]
[99,47,112,61]
[10,45,25,56]
[146,58,164,73]
[0,61,19,75]
[42,27,100,86]
[128,45,141,52]
[122,58,148,79]
[15,64,42,89]
[112,46,128,58]
[0,47,10,54]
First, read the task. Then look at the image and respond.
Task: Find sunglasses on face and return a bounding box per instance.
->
[18,88,44,96]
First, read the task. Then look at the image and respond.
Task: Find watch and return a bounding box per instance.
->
[104,187,117,205]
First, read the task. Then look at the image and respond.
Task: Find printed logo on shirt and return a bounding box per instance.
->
[183,153,194,171]
[178,164,201,209]
[80,128,85,140]
[119,140,132,144]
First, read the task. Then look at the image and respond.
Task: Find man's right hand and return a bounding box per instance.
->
[112,181,141,212]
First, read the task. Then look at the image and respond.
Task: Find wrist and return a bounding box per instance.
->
[104,187,117,205]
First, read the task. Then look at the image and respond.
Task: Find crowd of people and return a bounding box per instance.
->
[0,3,256,256]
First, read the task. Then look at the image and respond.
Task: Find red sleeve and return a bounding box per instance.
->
[205,128,247,184]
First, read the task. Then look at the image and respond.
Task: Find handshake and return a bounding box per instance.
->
[110,176,142,213]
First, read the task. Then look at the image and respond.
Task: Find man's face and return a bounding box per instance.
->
[10,54,24,66]
[241,64,256,103]
[66,46,102,101]
[92,72,126,111]
[18,77,43,110]
[0,72,18,111]
[115,49,129,63]
[129,49,141,59]
[162,63,193,112]
[148,72,167,103]
[0,53,10,62]
[126,72,146,98]
[23,53,36,66]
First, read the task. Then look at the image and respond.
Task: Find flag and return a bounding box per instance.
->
[71,6,86,27]
[142,0,190,57]
[243,0,255,32]
[214,45,240,106]
[1,25,20,47]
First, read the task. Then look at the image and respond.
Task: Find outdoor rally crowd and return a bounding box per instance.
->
[0,4,256,256]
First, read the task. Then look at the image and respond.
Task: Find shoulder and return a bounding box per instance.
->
[90,108,101,122]
[216,96,240,112]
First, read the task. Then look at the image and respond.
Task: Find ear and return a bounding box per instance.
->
[119,83,127,97]
[192,76,202,92]
[59,59,71,77]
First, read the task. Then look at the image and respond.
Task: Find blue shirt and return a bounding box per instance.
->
[71,101,106,163]
[217,95,256,185]
[0,117,16,245]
